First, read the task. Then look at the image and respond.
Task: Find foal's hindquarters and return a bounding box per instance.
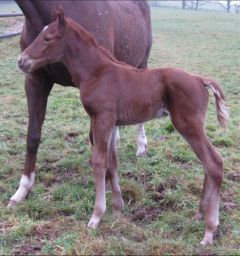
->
[84,68,228,246]
[164,72,226,245]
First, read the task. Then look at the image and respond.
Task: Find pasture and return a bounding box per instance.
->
[0,7,239,255]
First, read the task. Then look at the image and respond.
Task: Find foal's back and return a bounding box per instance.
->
[82,64,209,126]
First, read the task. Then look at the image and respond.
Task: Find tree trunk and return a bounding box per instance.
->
[227,0,231,13]
[182,0,186,9]
[195,0,199,10]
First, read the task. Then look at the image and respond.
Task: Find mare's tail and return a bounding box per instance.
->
[201,78,229,129]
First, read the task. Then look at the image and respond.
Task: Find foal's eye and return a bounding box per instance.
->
[44,37,50,42]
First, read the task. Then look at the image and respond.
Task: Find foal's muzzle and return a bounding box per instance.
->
[18,53,33,73]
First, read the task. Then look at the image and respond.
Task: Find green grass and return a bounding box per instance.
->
[0,7,240,255]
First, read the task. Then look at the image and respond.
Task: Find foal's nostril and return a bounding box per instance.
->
[18,56,23,66]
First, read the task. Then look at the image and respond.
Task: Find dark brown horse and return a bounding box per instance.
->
[17,9,229,245]
[9,0,152,207]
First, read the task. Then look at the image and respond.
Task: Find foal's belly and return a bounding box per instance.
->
[116,102,168,126]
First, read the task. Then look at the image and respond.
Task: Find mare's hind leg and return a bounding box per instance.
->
[8,72,53,207]
[135,40,152,157]
[171,115,223,246]
[107,128,124,217]
[136,123,148,156]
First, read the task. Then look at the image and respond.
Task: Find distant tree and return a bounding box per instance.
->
[226,0,231,12]
[195,0,199,10]
[182,0,187,9]
[234,2,240,13]
[182,0,201,10]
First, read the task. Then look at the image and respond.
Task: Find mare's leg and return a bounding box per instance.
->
[8,72,53,207]
[89,119,93,146]
[135,40,152,157]
[136,123,148,156]
[171,114,223,246]
[107,127,124,217]
[88,113,116,228]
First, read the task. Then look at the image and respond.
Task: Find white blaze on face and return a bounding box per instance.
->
[10,172,35,202]
[42,25,48,32]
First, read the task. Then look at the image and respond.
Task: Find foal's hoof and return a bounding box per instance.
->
[113,209,122,219]
[192,212,204,221]
[200,232,213,246]
[7,200,18,209]
[200,239,213,246]
[87,217,100,229]
[136,147,147,157]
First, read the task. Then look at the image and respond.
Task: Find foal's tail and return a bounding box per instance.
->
[201,78,229,129]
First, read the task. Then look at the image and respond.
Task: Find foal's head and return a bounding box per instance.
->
[18,7,67,73]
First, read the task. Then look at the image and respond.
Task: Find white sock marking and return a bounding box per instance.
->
[10,172,35,203]
[136,124,147,156]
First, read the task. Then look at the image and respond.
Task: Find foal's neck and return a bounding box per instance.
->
[63,23,111,85]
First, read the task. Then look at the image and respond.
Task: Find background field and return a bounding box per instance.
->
[0,7,239,255]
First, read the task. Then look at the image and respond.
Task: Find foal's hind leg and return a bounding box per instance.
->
[107,128,124,217]
[193,175,212,221]
[171,116,223,245]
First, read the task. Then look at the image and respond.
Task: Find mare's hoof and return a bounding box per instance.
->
[7,200,18,209]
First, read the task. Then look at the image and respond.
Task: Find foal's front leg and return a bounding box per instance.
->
[87,114,116,228]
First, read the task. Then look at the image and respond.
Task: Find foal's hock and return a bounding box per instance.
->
[17,8,229,246]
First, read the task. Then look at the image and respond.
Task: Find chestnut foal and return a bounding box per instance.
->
[17,9,229,245]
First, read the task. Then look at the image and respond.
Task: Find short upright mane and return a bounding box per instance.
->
[66,18,134,68]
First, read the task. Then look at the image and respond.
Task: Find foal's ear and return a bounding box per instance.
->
[52,5,66,28]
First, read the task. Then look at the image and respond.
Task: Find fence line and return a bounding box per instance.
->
[0,13,23,18]
[0,13,23,40]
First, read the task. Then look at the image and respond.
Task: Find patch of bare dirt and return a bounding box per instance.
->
[131,205,162,222]
[146,177,178,194]
[186,181,202,196]
[64,132,80,142]
[38,165,86,187]
[13,218,77,255]
[0,220,14,233]
[227,172,240,182]
[122,171,153,186]
[131,178,179,222]
[13,241,43,255]
[221,190,239,212]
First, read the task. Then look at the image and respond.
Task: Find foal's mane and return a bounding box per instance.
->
[66,18,137,70]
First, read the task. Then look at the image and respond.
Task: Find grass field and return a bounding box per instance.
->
[0,7,240,255]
